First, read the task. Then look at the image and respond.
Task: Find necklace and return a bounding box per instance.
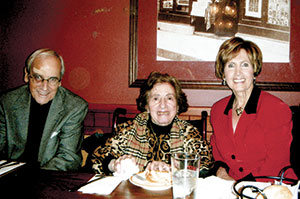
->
[235,107,244,116]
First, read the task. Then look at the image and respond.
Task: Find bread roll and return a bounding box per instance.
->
[256,185,292,199]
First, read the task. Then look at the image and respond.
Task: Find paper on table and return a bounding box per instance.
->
[78,175,123,195]
[0,160,26,177]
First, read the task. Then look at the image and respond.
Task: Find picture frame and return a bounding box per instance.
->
[129,0,300,91]
[245,0,262,18]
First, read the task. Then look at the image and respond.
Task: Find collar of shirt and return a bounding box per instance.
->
[148,118,173,136]
[224,86,261,115]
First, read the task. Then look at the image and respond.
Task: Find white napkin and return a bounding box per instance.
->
[237,180,300,199]
[112,159,139,180]
[79,159,140,195]
[194,176,299,199]
[194,176,235,199]
[292,181,300,199]
[78,175,123,195]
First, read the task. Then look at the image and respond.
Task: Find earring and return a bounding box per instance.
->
[222,79,226,86]
[253,78,256,85]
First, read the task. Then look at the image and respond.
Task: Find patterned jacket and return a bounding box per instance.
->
[92,112,212,175]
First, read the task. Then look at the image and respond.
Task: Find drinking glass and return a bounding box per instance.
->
[171,152,200,199]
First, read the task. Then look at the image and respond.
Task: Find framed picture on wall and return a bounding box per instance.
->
[245,0,262,18]
[129,0,300,91]
[267,0,289,26]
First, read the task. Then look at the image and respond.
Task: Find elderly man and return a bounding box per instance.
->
[0,48,88,171]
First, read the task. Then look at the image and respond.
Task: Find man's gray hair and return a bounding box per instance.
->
[26,48,65,79]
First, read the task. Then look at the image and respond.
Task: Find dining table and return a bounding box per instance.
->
[0,165,173,198]
[1,164,298,198]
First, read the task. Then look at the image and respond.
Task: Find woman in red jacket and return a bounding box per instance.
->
[210,37,297,181]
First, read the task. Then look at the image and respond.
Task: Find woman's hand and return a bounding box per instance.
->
[145,161,171,172]
[108,155,139,176]
[216,167,235,181]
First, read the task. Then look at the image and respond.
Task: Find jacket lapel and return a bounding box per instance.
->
[9,86,31,156]
[38,87,64,162]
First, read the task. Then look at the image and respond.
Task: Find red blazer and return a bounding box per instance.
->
[210,87,297,180]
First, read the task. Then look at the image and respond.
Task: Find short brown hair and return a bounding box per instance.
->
[215,37,262,79]
[136,71,188,114]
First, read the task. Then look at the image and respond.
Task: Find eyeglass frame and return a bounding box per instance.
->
[28,73,61,86]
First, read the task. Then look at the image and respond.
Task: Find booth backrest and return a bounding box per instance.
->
[83,104,213,140]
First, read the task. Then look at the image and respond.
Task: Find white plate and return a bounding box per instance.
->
[129,171,172,191]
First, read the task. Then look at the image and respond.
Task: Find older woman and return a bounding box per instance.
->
[210,37,297,181]
[91,72,212,176]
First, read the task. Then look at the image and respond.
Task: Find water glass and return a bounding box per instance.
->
[171,152,200,199]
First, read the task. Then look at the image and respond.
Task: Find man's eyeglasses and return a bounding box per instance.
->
[28,73,61,86]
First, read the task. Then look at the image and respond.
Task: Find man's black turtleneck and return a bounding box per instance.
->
[20,97,52,166]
